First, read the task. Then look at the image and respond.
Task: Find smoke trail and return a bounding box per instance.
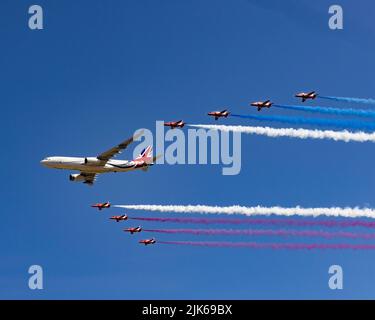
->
[231,114,375,131]
[319,96,375,105]
[159,241,375,250]
[116,204,375,219]
[130,216,375,228]
[187,124,375,143]
[274,104,375,119]
[145,228,375,239]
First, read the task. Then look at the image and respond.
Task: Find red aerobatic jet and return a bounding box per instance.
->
[207,109,230,120]
[250,100,273,111]
[295,91,317,102]
[91,202,111,210]
[109,214,128,222]
[139,238,156,245]
[164,120,185,129]
[124,226,142,234]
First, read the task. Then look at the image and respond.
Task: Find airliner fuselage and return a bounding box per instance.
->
[41,156,149,173]
[40,132,154,185]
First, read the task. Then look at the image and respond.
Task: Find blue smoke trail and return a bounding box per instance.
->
[231,114,375,131]
[319,96,375,105]
[274,104,375,119]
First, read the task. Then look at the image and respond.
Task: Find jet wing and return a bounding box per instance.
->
[81,172,97,185]
[97,130,144,162]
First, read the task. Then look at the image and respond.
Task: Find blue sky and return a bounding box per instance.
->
[2,0,375,299]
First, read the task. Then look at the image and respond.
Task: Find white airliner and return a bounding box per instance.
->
[40,131,157,185]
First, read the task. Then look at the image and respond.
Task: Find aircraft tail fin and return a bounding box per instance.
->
[135,146,153,164]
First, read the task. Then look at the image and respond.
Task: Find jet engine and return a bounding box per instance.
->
[84,157,102,165]
[69,174,86,182]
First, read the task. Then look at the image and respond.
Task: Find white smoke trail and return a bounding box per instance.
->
[188,124,375,143]
[114,205,375,219]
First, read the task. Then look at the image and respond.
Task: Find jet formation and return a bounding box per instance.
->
[94,203,155,245]
[41,90,317,185]
[84,89,375,249]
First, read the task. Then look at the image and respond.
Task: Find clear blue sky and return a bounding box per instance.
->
[2,0,375,299]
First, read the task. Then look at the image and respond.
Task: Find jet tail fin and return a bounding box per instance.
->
[135,146,153,162]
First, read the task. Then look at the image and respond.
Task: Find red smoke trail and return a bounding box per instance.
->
[158,241,375,250]
[130,217,375,228]
[143,228,375,239]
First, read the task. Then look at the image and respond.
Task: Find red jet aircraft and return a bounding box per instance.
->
[109,214,128,222]
[91,202,111,210]
[124,226,142,234]
[295,91,317,102]
[208,109,230,120]
[139,238,156,245]
[250,100,273,111]
[164,120,185,129]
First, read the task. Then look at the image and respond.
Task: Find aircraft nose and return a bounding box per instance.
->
[40,159,48,166]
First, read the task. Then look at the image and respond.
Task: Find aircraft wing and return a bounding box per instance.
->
[81,172,97,185]
[97,130,144,162]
